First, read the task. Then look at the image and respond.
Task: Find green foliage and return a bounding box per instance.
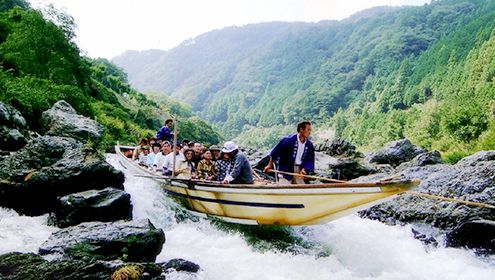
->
[115,0,495,157]
[0,6,222,151]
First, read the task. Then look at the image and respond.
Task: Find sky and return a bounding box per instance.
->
[30,0,431,59]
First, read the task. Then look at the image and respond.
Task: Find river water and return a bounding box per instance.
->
[0,154,494,280]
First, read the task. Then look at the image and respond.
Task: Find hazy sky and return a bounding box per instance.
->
[30,0,431,59]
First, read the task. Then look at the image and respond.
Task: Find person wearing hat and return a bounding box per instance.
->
[209,145,221,161]
[263,121,315,184]
[138,145,150,166]
[221,141,253,184]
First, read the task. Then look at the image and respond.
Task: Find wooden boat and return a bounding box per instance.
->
[115,144,420,225]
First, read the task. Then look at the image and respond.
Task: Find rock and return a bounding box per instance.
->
[0,252,164,280]
[367,139,426,166]
[359,151,495,251]
[160,258,200,273]
[396,150,443,171]
[315,137,361,158]
[327,157,374,180]
[446,220,495,253]
[0,102,29,151]
[52,188,133,228]
[0,135,124,215]
[40,100,103,143]
[39,219,165,262]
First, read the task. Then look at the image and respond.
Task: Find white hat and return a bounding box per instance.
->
[222,141,238,153]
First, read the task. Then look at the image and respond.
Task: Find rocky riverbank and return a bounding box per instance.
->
[317,138,495,254]
[0,101,200,279]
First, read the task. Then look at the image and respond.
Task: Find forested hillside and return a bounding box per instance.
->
[0,0,221,149]
[114,0,495,160]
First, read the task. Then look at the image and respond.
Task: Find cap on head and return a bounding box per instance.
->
[209,145,221,151]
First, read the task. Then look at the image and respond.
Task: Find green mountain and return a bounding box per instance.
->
[114,0,495,160]
[0,1,221,150]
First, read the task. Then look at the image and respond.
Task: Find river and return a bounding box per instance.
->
[0,154,494,280]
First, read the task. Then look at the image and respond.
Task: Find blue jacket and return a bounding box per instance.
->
[156,126,172,141]
[270,134,315,180]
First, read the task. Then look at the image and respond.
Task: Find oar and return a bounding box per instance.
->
[267,169,347,183]
[406,191,495,210]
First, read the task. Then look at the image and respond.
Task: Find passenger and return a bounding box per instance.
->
[138,146,150,166]
[152,141,171,172]
[216,152,231,182]
[148,137,157,150]
[181,139,190,150]
[192,142,203,166]
[156,119,174,143]
[197,150,219,180]
[263,121,315,184]
[147,143,161,169]
[209,145,221,161]
[176,148,197,179]
[221,141,253,184]
[132,138,148,160]
[162,143,185,176]
[123,149,133,158]
[188,141,195,150]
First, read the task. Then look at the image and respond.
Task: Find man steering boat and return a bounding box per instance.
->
[264,121,315,184]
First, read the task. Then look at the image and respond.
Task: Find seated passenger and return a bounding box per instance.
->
[132,138,148,160]
[209,145,221,161]
[221,141,253,184]
[197,150,218,180]
[148,137,157,150]
[161,144,185,176]
[138,146,150,166]
[153,141,171,172]
[147,143,161,169]
[192,142,203,166]
[216,152,231,182]
[176,148,197,179]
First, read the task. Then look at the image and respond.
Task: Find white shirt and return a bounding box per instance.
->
[295,136,306,165]
[162,152,185,171]
[153,152,168,168]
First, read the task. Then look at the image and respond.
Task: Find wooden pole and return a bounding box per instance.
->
[267,169,347,183]
[172,115,178,177]
[406,191,495,210]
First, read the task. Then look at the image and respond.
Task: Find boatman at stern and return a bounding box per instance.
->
[264,121,315,184]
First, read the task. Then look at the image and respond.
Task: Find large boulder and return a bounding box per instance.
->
[446,220,495,253]
[359,151,495,252]
[39,219,165,262]
[367,138,426,166]
[326,157,374,180]
[52,188,133,228]
[315,137,361,158]
[0,102,29,151]
[40,100,103,143]
[0,252,166,280]
[0,135,124,215]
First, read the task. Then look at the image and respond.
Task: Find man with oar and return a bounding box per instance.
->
[264,121,315,184]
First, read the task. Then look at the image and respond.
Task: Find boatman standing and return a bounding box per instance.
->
[264,121,315,184]
[156,119,174,143]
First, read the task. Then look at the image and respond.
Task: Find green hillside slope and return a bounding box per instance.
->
[114,0,495,159]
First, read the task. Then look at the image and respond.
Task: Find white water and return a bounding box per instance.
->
[1,154,493,280]
[0,208,57,255]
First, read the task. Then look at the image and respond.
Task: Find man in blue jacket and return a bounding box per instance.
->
[156,119,173,142]
[264,121,315,184]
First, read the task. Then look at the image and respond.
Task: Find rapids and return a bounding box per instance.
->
[0,154,493,280]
